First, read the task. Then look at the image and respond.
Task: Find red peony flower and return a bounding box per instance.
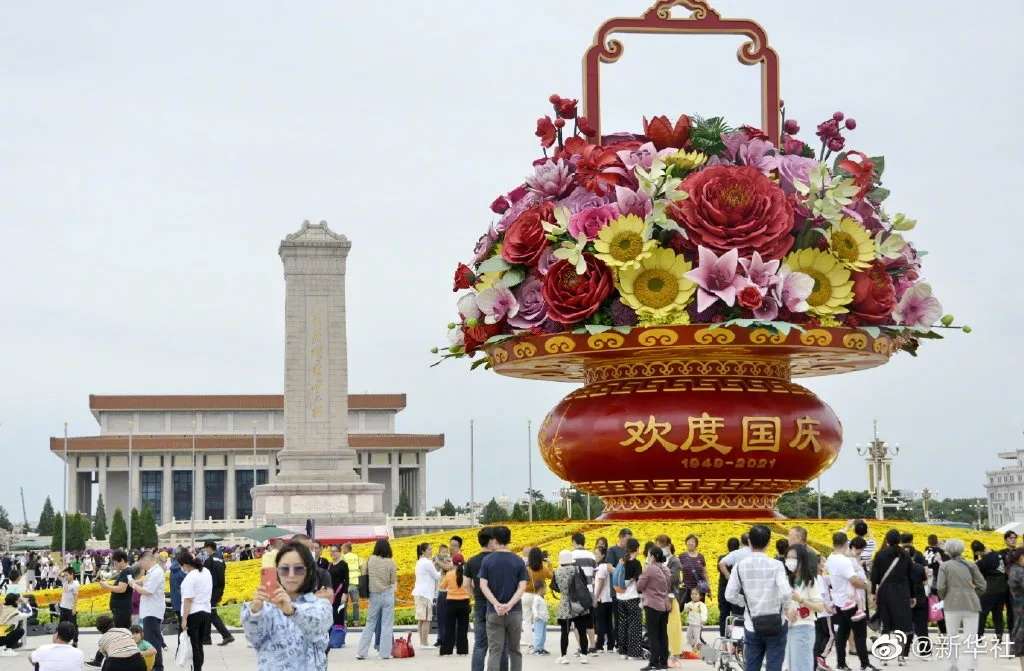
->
[552,96,578,120]
[501,202,554,266]
[452,263,475,292]
[849,263,897,325]
[668,165,796,260]
[737,285,764,310]
[542,254,613,324]
[642,114,691,150]
[490,195,510,214]
[462,320,504,354]
[535,116,557,148]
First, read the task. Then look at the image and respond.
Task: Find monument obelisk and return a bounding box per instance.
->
[251,220,385,526]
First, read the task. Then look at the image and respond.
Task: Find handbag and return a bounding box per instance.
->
[735,564,784,638]
[174,631,193,668]
[391,632,415,658]
[358,574,370,599]
[329,624,347,649]
[927,595,943,623]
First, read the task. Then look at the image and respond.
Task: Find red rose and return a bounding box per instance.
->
[668,165,796,260]
[462,320,504,354]
[737,285,764,310]
[489,195,510,214]
[849,264,897,325]
[452,263,475,292]
[553,96,578,119]
[535,116,557,148]
[740,125,770,141]
[642,114,691,150]
[501,203,554,266]
[542,254,613,324]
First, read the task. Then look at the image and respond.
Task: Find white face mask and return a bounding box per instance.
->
[785,558,798,572]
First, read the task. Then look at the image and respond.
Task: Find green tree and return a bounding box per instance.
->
[480,498,509,523]
[93,495,108,540]
[827,490,875,519]
[51,512,64,551]
[130,508,142,549]
[109,508,127,550]
[510,502,528,522]
[777,486,821,518]
[393,491,413,517]
[66,513,85,551]
[439,499,457,517]
[36,496,56,535]
[80,514,93,547]
[0,506,11,532]
[140,504,158,548]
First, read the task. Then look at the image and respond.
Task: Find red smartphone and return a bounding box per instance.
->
[261,566,278,595]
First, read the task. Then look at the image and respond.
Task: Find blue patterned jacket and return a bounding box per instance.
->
[242,593,333,671]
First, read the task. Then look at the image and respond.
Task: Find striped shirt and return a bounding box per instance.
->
[724,552,793,633]
[98,628,141,659]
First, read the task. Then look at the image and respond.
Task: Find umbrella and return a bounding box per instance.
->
[11,537,52,551]
[195,534,223,543]
[240,525,295,543]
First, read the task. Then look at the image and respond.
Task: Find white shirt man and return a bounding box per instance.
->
[724,536,792,634]
[30,624,84,671]
[825,549,860,611]
[137,560,166,622]
[571,535,597,591]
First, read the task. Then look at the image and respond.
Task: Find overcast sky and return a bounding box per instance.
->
[2,1,1022,523]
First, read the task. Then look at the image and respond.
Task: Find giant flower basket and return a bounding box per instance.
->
[438,0,961,519]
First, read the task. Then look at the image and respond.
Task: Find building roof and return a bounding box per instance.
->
[49,432,443,454]
[88,393,407,414]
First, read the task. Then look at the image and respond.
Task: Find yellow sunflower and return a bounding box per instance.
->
[828,217,875,270]
[593,215,656,270]
[618,247,696,319]
[664,149,708,174]
[783,248,854,317]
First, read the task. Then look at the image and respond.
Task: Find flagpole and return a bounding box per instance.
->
[470,419,475,517]
[252,422,258,530]
[63,422,68,558]
[527,419,533,522]
[191,414,197,550]
[127,418,133,551]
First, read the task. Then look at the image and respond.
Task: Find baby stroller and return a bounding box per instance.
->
[704,616,745,671]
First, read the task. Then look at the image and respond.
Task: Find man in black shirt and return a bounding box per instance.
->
[1001,531,1018,635]
[201,541,235,646]
[465,527,508,671]
[89,549,132,667]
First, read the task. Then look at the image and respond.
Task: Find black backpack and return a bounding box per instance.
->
[570,567,594,611]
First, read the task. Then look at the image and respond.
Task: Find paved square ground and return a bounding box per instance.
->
[1,628,1018,670]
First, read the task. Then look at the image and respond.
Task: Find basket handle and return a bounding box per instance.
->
[582,0,780,146]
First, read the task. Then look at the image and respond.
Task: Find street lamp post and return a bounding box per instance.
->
[527,419,533,523]
[856,420,899,521]
[63,422,68,558]
[252,422,258,529]
[921,487,933,523]
[969,499,988,530]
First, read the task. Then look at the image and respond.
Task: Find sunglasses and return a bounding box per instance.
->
[277,564,307,577]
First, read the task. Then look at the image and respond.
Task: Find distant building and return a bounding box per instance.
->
[50,394,444,529]
[985,450,1024,528]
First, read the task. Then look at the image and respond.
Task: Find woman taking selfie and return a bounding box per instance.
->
[242,541,333,671]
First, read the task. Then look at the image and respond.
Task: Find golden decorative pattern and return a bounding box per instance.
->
[587,332,625,350]
[538,413,568,480]
[568,375,811,400]
[800,329,833,346]
[842,332,868,350]
[873,337,892,355]
[491,349,509,364]
[600,493,780,512]
[637,328,679,347]
[544,335,576,354]
[749,328,787,345]
[585,358,790,384]
[512,342,537,358]
[577,478,806,495]
[694,327,736,345]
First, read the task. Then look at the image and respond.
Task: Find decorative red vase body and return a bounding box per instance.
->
[486,325,892,519]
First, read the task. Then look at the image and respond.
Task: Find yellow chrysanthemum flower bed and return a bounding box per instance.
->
[27,520,1004,625]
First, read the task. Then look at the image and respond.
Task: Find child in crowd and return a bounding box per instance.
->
[130,624,157,671]
[531,580,550,655]
[683,588,707,652]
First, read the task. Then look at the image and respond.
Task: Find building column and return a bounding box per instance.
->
[66,458,79,515]
[161,455,173,524]
[390,451,400,515]
[195,455,206,521]
[97,460,107,515]
[226,455,237,521]
[416,453,427,516]
[129,454,141,514]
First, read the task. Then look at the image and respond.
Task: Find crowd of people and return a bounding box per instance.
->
[2,520,1024,671]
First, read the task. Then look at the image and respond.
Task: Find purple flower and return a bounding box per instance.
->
[568,204,619,240]
[615,141,673,171]
[615,185,652,219]
[738,251,780,289]
[557,186,613,214]
[685,246,746,312]
[536,246,558,276]
[495,190,540,233]
[473,229,498,264]
[893,283,942,327]
[508,275,548,330]
[842,200,884,235]
[777,154,818,194]
[476,286,519,325]
[751,268,814,321]
[722,133,778,173]
[609,299,638,327]
[526,159,573,198]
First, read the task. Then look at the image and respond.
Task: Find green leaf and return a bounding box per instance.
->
[867,187,890,203]
[470,357,491,371]
[498,266,525,288]
[869,156,885,177]
[571,326,588,334]
[612,325,633,335]
[831,152,850,175]
[890,213,916,231]
[477,255,510,273]
[584,324,611,335]
[483,334,517,345]
[859,326,881,338]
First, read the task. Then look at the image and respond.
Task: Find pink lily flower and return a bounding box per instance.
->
[739,251,781,289]
[614,185,653,219]
[685,246,746,312]
[893,283,942,327]
[475,286,519,325]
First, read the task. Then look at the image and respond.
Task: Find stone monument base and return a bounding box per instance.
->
[252,480,386,526]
